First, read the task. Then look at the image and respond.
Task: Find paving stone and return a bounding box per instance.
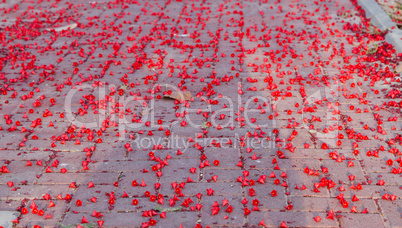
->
[338,213,385,228]
[331,185,402,200]
[0,184,74,200]
[0,211,19,228]
[383,211,402,228]
[159,158,200,183]
[247,211,338,227]
[204,147,241,169]
[160,182,242,197]
[61,212,143,227]
[244,184,288,211]
[0,200,21,212]
[18,199,68,228]
[153,212,199,228]
[321,159,367,183]
[200,195,243,227]
[290,196,378,213]
[37,172,118,185]
[0,163,43,184]
[202,168,242,183]
[367,172,402,186]
[0,150,52,161]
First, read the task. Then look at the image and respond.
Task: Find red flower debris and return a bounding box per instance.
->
[1,0,401,227]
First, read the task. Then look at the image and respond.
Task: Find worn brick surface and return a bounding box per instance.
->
[0,0,401,227]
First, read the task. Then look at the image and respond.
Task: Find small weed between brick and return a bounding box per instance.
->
[153,205,183,212]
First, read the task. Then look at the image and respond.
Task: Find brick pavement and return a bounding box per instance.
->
[0,0,401,227]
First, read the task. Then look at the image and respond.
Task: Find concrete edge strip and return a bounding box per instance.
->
[386,29,402,54]
[357,0,402,54]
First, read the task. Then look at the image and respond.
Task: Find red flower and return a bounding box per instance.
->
[244,207,251,215]
[149,219,157,226]
[327,208,335,220]
[340,199,349,208]
[207,188,214,196]
[160,211,166,219]
[144,191,151,197]
[81,216,89,223]
[225,205,233,213]
[356,183,362,190]
[211,206,220,215]
[252,199,259,206]
[211,175,218,182]
[88,181,95,188]
[222,198,229,206]
[285,204,293,210]
[189,167,196,173]
[48,201,55,208]
[248,188,256,196]
[21,208,28,214]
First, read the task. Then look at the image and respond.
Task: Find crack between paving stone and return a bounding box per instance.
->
[374,198,391,228]
[237,74,248,227]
